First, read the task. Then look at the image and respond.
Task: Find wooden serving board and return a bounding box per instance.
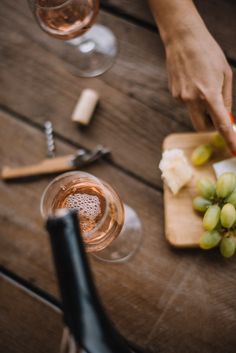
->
[163,132,231,248]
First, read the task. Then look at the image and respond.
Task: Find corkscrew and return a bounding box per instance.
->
[1,119,111,180]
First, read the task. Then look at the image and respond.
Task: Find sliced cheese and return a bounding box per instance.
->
[159,149,193,195]
[213,157,236,178]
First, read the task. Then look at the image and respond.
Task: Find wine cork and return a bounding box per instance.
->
[71,89,99,125]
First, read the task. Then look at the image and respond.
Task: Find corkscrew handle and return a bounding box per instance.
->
[1,146,110,180]
[1,155,75,180]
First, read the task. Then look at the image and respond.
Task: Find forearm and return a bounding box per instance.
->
[148,0,235,152]
[148,0,207,45]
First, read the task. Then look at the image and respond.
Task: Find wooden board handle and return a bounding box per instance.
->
[1,155,75,180]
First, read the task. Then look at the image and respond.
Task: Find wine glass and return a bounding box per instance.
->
[41,171,142,262]
[28,0,117,77]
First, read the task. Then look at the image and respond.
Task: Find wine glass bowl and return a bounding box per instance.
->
[41,171,142,262]
[33,0,99,40]
[28,0,118,77]
[41,172,124,253]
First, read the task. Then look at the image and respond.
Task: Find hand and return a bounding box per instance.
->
[165,27,236,153]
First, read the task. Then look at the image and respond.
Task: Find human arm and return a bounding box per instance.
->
[148,0,236,154]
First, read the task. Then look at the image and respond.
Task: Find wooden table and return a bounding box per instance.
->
[1,1,236,352]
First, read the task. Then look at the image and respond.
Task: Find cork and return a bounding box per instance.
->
[71,89,99,125]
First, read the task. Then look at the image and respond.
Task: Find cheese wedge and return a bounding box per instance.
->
[159,149,193,195]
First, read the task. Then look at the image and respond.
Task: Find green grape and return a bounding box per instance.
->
[216,173,236,199]
[220,203,236,228]
[193,197,212,212]
[203,205,221,231]
[211,133,226,149]
[196,178,216,199]
[199,230,222,249]
[220,237,236,258]
[226,190,236,207]
[191,144,213,166]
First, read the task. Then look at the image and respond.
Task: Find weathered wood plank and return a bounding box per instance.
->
[0,108,165,349]
[1,110,236,352]
[101,0,154,25]
[0,0,189,188]
[0,274,62,353]
[1,1,236,186]
[101,0,236,61]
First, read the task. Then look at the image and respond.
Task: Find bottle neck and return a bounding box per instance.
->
[47,210,132,353]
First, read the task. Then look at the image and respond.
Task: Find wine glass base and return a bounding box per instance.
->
[66,24,118,77]
[92,204,142,263]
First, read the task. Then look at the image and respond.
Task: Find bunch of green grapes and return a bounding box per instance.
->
[193,172,236,258]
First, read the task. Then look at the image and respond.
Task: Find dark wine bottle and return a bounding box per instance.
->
[46,209,145,353]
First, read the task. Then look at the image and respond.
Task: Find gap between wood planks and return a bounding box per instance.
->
[0,0,192,133]
[0,0,231,140]
[100,2,236,70]
[100,2,157,33]
[1,266,61,310]
[0,104,163,193]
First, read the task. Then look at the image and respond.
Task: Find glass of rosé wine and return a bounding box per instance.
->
[28,0,117,77]
[41,171,142,263]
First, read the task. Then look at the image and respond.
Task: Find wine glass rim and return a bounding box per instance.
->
[34,0,72,10]
[40,171,112,238]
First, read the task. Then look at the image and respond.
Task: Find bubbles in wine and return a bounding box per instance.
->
[64,193,101,220]
[53,182,107,235]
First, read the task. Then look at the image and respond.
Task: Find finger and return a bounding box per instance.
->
[222,67,233,111]
[186,101,209,131]
[207,95,236,153]
[167,70,180,100]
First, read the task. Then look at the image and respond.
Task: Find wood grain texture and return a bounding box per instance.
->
[1,111,236,353]
[0,274,62,353]
[101,0,236,61]
[0,0,189,188]
[0,108,165,348]
[101,0,156,26]
[1,1,236,352]
[0,1,235,188]
[163,132,231,247]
